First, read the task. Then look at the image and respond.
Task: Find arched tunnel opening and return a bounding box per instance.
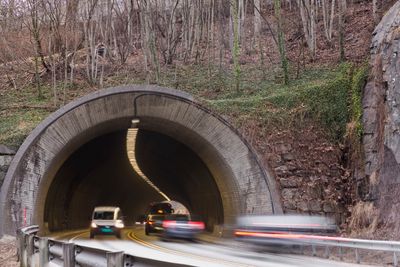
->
[0,86,280,237]
[44,128,224,232]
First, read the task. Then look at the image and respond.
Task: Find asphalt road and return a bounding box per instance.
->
[51,226,376,267]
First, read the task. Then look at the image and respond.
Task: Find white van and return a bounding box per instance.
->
[90,206,124,238]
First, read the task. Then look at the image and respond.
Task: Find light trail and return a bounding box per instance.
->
[126,128,170,201]
[127,231,250,267]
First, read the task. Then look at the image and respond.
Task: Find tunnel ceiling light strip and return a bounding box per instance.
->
[127,129,171,201]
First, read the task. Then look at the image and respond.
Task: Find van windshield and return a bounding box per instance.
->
[93,211,114,220]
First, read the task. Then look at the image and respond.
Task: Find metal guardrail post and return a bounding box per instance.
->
[338,247,343,261]
[324,246,330,259]
[19,232,27,267]
[39,237,49,266]
[355,248,360,264]
[107,251,124,267]
[124,255,134,266]
[394,252,398,267]
[300,245,304,255]
[311,244,317,256]
[26,234,34,267]
[63,243,75,267]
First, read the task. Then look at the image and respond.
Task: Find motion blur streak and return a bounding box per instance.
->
[127,128,171,201]
[251,223,322,227]
[235,230,345,241]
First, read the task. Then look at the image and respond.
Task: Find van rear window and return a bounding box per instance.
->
[93,211,114,220]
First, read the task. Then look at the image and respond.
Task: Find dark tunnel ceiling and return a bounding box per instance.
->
[44,129,224,231]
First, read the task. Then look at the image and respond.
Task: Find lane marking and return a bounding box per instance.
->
[127,231,252,267]
[70,231,89,242]
[50,229,89,240]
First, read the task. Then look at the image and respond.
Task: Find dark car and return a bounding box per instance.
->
[145,214,166,235]
[145,202,175,235]
[161,214,205,241]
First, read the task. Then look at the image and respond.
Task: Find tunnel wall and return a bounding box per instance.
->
[0,85,282,236]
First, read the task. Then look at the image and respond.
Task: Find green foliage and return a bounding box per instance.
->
[350,64,369,139]
[301,63,352,140]
[208,63,365,142]
[0,63,368,147]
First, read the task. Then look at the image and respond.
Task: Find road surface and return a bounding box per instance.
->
[50,226,377,267]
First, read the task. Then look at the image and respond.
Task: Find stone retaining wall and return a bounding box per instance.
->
[0,145,15,188]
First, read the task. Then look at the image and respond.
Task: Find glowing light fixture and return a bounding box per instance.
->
[126,121,170,201]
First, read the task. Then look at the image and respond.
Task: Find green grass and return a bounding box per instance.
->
[0,63,365,147]
[205,65,352,139]
[0,109,49,147]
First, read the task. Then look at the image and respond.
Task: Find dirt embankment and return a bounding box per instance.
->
[0,236,18,267]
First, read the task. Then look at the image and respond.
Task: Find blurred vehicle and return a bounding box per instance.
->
[89,206,124,239]
[161,214,205,241]
[145,214,166,235]
[136,214,147,225]
[234,215,337,245]
[145,202,174,235]
[148,202,174,214]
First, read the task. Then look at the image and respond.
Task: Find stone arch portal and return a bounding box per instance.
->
[0,85,281,236]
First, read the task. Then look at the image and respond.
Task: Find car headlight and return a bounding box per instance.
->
[115,220,124,228]
[91,222,97,228]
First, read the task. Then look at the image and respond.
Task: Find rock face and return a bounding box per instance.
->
[241,123,350,223]
[362,1,400,238]
[0,145,15,188]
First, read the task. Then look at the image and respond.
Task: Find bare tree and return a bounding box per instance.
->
[113,0,135,64]
[275,0,289,84]
[138,0,160,82]
[254,0,261,38]
[372,0,380,26]
[298,0,316,59]
[321,0,335,44]
[231,0,240,93]
[82,0,99,84]
[157,0,181,65]
[26,0,49,98]
[338,0,345,61]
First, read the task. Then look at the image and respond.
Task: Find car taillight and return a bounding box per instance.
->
[189,221,205,230]
[162,220,176,228]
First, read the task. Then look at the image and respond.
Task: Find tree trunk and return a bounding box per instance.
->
[274,0,289,84]
[232,0,241,93]
[254,0,261,37]
[338,0,345,61]
[298,0,316,59]
[372,0,380,26]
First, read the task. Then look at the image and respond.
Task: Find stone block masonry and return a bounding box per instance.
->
[0,145,15,188]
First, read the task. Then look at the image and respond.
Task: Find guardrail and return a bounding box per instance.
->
[17,225,189,267]
[236,231,400,266]
[18,225,400,267]
[301,235,400,266]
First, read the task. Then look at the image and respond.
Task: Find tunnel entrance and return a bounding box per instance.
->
[0,85,281,237]
[44,129,223,232]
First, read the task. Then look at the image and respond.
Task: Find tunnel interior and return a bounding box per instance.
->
[44,128,224,232]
